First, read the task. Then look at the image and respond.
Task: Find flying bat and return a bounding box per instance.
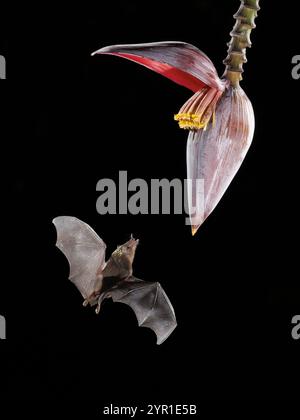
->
[52,216,177,344]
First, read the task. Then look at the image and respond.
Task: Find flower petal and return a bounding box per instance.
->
[186,86,255,234]
[92,41,225,92]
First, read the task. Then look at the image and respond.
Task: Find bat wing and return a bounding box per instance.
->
[53,216,106,299]
[110,277,177,345]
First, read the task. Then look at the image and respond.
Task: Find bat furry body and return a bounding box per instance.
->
[53,216,177,344]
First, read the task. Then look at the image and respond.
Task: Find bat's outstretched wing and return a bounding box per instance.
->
[53,216,106,299]
[110,277,177,345]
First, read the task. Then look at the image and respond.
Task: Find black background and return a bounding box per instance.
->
[1,0,299,415]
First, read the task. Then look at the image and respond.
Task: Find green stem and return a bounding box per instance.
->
[223,0,260,87]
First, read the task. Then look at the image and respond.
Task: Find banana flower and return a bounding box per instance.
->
[92,0,260,235]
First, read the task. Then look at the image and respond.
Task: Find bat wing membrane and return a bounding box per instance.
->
[110,276,177,344]
[53,216,106,299]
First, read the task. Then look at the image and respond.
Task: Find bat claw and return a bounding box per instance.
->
[83,299,89,307]
[95,291,108,314]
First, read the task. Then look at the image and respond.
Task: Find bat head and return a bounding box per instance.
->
[113,234,139,266]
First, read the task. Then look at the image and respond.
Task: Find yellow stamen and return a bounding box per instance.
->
[174,86,223,131]
[191,225,198,236]
[212,110,216,127]
[174,113,209,130]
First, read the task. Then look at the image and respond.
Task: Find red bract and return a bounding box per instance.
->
[92,42,225,92]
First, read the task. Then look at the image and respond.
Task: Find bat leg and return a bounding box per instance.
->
[94,284,120,314]
[83,291,101,308]
[95,292,107,314]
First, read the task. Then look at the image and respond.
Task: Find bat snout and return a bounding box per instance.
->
[128,236,139,248]
[118,236,139,256]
